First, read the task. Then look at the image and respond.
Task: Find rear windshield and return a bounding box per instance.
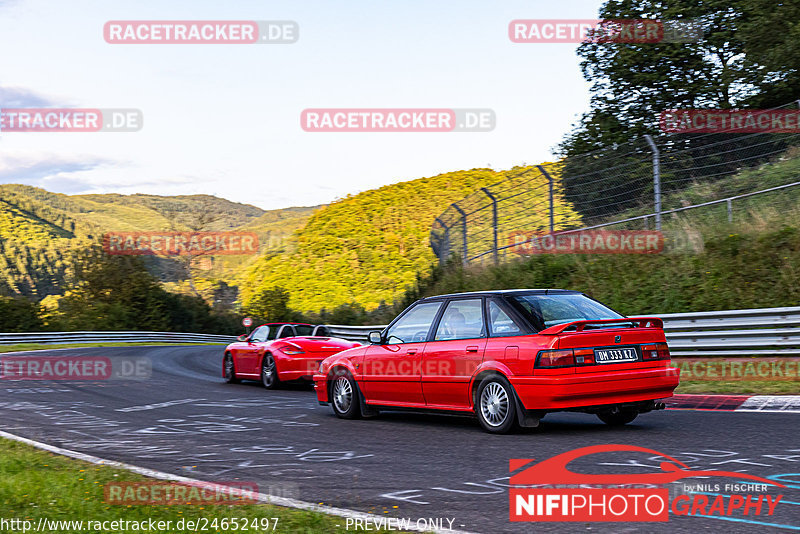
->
[508,294,623,330]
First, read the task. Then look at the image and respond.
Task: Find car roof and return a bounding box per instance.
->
[261,322,314,326]
[418,289,582,300]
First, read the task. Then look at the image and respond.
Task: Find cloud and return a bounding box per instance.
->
[0,85,54,108]
[0,154,111,193]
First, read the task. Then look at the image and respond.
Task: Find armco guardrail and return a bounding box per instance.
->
[326,325,386,343]
[660,306,800,357]
[326,306,800,357]
[3,306,798,355]
[0,331,236,345]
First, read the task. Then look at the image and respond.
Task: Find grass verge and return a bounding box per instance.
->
[0,438,400,533]
[675,380,800,395]
[671,357,800,394]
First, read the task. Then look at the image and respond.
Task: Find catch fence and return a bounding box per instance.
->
[431,101,800,265]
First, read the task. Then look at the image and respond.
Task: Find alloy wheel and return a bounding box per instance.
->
[332,376,353,413]
[480,382,509,427]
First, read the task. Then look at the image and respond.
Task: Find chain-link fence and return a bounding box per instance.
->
[431,100,800,265]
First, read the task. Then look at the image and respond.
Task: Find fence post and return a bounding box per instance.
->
[536,165,555,233]
[644,135,662,230]
[451,203,468,266]
[480,187,499,265]
[727,199,732,223]
[432,217,450,265]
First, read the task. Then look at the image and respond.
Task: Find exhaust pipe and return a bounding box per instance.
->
[654,402,666,410]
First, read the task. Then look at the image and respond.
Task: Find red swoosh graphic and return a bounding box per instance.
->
[510,444,785,487]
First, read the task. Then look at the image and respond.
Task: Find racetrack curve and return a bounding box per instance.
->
[1,346,798,533]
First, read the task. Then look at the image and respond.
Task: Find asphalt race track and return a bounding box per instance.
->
[1,346,798,533]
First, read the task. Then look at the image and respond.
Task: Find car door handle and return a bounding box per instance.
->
[406,349,418,355]
[466,346,479,353]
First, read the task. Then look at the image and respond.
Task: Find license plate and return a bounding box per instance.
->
[594,347,638,363]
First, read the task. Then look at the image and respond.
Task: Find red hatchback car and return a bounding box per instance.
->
[223,323,360,389]
[314,290,680,433]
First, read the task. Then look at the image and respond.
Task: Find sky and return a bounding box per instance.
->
[0,0,605,210]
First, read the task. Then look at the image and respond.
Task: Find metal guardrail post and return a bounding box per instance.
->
[727,199,732,222]
[480,187,499,265]
[644,135,662,230]
[535,165,555,234]
[451,202,468,266]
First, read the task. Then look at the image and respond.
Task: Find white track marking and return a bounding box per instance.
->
[115,398,205,412]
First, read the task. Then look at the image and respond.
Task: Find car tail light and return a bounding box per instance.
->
[573,348,595,365]
[279,347,305,355]
[641,342,670,360]
[535,349,575,368]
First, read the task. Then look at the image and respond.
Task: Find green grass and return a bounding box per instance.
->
[675,380,800,394]
[671,357,800,394]
[0,438,401,533]
[0,342,225,354]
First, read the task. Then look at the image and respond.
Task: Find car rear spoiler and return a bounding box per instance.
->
[538,317,664,335]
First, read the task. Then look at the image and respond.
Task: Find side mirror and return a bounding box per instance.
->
[237,334,248,342]
[367,331,383,344]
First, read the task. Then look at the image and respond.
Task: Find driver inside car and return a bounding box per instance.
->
[447,311,466,339]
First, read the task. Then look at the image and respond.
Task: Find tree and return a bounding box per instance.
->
[738,0,800,107]
[567,0,754,150]
[0,296,42,332]
[53,247,171,330]
[243,286,301,323]
[557,0,800,219]
[49,245,241,333]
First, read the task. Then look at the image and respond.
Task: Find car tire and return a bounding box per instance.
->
[330,371,361,419]
[224,353,240,384]
[261,353,280,390]
[475,375,518,434]
[597,409,638,426]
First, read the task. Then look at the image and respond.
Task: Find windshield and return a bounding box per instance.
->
[508,293,623,331]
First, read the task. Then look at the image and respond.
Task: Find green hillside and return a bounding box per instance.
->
[1,165,577,316]
[0,184,317,299]
[241,166,580,313]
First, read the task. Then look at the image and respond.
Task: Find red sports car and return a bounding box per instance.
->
[314,290,679,433]
[223,323,360,389]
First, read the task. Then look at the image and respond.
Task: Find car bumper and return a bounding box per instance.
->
[511,367,680,411]
[277,355,328,382]
[313,373,329,404]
